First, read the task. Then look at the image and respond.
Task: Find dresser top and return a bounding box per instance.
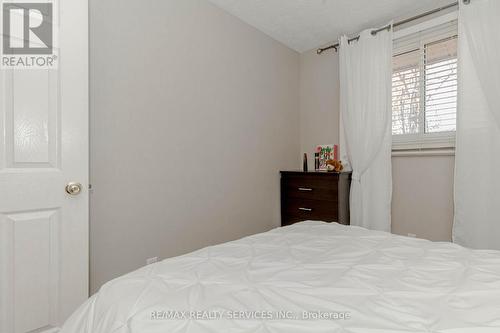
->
[280,170,351,175]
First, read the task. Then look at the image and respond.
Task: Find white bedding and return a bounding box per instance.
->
[61,221,500,333]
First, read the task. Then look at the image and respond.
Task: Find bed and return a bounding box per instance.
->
[61,221,500,333]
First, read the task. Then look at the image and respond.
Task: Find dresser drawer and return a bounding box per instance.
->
[282,214,338,226]
[282,198,339,226]
[282,183,338,201]
[282,173,338,201]
[283,174,338,189]
[284,198,337,215]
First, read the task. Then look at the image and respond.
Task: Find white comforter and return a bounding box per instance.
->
[61,221,500,333]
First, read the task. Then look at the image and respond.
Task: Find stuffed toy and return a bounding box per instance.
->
[325,159,344,172]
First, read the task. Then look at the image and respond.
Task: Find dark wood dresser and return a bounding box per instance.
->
[280,171,351,226]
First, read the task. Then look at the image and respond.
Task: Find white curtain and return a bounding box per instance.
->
[339,28,393,232]
[453,0,500,250]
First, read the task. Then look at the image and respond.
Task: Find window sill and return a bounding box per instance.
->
[392,148,455,157]
[392,132,456,153]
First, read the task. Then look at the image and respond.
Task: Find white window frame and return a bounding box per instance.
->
[392,12,458,151]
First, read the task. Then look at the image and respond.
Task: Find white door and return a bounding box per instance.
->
[0,0,88,332]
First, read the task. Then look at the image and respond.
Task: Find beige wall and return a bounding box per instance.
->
[392,155,454,241]
[299,46,340,164]
[299,47,455,241]
[90,0,300,292]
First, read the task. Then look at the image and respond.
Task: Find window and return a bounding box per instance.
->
[392,21,458,150]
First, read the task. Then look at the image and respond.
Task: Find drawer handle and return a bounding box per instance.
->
[298,187,313,191]
[299,207,313,212]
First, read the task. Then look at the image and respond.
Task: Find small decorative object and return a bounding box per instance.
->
[326,159,344,172]
[316,145,337,171]
[314,153,320,171]
[303,153,308,172]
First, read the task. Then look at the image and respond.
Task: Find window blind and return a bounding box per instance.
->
[392,20,458,148]
[424,37,458,133]
[392,49,421,135]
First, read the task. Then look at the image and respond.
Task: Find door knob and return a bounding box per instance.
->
[65,182,82,196]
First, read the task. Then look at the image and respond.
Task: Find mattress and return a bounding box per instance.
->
[61,221,500,333]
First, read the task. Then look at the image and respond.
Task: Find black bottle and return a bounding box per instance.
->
[303,153,308,172]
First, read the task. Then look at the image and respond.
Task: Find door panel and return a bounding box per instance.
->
[1,210,60,333]
[5,70,59,168]
[0,0,88,332]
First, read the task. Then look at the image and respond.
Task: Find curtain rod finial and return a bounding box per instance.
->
[317,48,323,54]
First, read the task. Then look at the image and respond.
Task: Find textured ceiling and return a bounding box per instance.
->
[207,0,456,53]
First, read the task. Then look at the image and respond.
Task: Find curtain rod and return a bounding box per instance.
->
[316,1,460,54]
